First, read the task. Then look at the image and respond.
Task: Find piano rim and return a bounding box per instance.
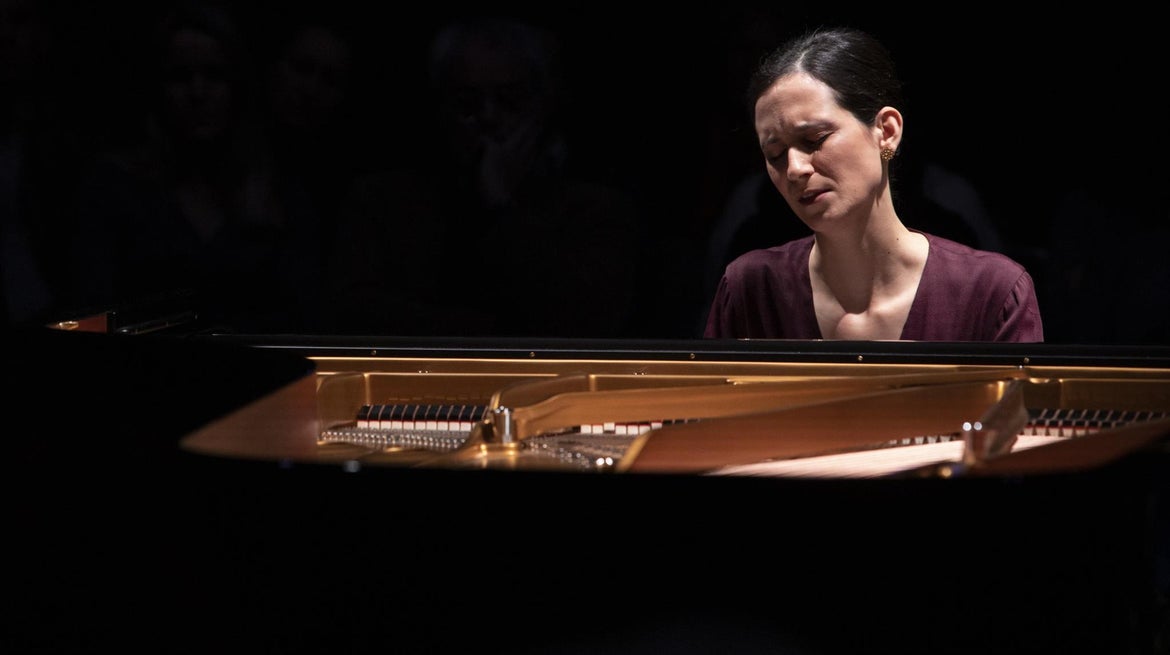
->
[193,332,1170,369]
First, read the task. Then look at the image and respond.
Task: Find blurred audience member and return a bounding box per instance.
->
[324,16,643,338]
[262,10,362,259]
[1,0,84,328]
[66,1,324,333]
[1041,186,1170,344]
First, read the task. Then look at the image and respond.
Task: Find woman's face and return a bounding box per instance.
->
[754,72,885,234]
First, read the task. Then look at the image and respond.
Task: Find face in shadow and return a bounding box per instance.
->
[432,25,554,173]
[159,26,234,144]
[269,25,353,134]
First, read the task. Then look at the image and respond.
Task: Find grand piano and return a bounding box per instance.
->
[9,320,1170,654]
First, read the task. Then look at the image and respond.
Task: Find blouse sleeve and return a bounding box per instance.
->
[703,274,735,338]
[994,270,1045,342]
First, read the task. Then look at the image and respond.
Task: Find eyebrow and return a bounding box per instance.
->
[759,120,833,148]
[792,119,833,133]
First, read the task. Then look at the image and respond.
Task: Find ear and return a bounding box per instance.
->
[875,106,903,152]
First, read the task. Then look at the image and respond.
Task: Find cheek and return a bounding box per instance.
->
[819,149,875,190]
[852,150,885,190]
[765,165,789,194]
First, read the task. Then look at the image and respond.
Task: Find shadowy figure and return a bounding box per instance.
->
[323,16,643,338]
[1040,186,1170,345]
[65,1,324,333]
[260,8,364,261]
[0,0,94,328]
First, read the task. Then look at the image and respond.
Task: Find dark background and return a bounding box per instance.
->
[5,6,1169,652]
[6,0,1167,344]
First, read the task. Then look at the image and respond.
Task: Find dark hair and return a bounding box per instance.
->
[746,26,903,127]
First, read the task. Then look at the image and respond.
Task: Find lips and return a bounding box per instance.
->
[798,189,825,205]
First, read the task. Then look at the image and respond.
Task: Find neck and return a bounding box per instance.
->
[810,207,921,312]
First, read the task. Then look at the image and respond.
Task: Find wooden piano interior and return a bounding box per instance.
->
[181,343,1170,479]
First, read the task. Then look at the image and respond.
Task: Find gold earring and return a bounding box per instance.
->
[880,147,895,161]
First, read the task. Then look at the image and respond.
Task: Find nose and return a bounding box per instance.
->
[786,148,813,181]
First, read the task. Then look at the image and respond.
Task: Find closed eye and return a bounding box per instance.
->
[764,133,829,166]
[764,150,786,166]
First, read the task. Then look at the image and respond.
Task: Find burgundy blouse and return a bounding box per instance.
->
[703,233,1044,342]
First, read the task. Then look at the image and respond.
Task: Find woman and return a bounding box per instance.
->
[703,27,1043,341]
